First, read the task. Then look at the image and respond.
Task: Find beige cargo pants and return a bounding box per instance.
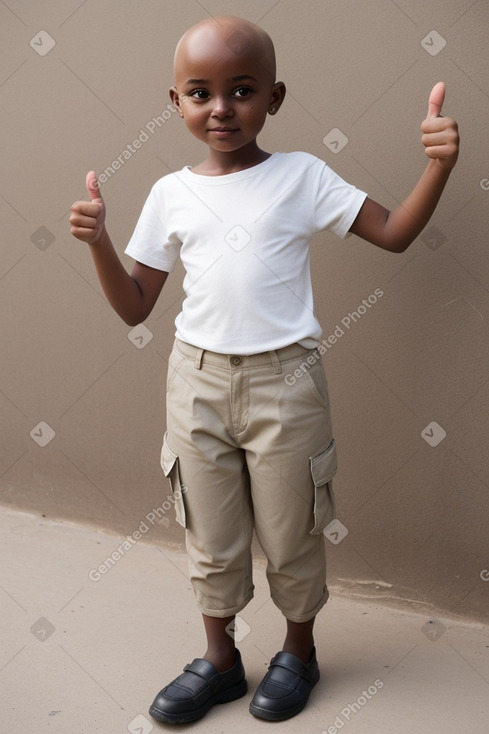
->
[161,339,337,623]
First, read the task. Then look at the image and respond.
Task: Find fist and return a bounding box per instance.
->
[421,82,459,169]
[70,172,106,245]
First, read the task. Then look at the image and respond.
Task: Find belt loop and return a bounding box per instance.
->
[269,350,282,374]
[194,348,204,369]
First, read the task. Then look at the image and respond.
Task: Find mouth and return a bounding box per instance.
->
[208,127,239,137]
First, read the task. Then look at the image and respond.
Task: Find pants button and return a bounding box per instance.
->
[231,356,242,366]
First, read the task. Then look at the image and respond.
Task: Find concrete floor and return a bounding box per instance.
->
[1,506,488,734]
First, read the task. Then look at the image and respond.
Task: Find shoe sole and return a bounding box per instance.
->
[249,670,319,721]
[149,678,248,724]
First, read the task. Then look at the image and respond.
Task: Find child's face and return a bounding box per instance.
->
[170,18,285,159]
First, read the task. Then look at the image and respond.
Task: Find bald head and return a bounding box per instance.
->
[173,15,277,86]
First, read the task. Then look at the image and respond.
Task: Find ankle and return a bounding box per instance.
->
[283,616,315,664]
[282,639,314,664]
[203,645,237,673]
[201,613,237,672]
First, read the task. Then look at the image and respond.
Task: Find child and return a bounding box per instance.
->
[70,15,459,724]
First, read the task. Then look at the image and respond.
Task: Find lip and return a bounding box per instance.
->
[208,128,239,137]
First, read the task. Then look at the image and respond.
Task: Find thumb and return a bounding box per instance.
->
[86,171,103,202]
[427,81,446,118]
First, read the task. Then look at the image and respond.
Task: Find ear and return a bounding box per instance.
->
[268,81,286,115]
[169,86,185,117]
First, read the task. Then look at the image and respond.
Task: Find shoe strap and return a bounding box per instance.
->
[269,650,316,682]
[183,652,240,693]
[183,658,220,689]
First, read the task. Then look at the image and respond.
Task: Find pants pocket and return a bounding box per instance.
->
[309,439,337,535]
[160,432,187,528]
[166,346,186,392]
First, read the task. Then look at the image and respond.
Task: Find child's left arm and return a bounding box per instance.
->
[349,82,459,253]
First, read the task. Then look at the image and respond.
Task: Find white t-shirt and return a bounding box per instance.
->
[125,151,367,353]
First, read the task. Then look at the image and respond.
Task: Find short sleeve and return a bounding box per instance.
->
[313,162,367,239]
[124,182,180,272]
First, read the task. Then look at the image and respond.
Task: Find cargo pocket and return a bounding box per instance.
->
[310,439,337,535]
[160,432,187,528]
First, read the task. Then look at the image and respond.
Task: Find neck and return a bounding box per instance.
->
[194,141,270,176]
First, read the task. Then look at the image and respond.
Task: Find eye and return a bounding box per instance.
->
[189,89,209,100]
[233,86,253,98]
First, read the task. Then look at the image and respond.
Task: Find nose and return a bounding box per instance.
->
[211,95,233,118]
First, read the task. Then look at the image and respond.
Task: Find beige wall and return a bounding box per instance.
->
[1,0,488,624]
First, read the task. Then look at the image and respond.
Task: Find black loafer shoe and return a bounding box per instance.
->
[249,647,319,721]
[149,649,247,724]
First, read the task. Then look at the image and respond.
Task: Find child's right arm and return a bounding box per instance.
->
[70,172,168,326]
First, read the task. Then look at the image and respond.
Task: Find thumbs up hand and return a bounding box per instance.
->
[421,82,459,169]
[70,171,107,245]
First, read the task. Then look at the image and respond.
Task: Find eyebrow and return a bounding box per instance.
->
[184,74,258,85]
